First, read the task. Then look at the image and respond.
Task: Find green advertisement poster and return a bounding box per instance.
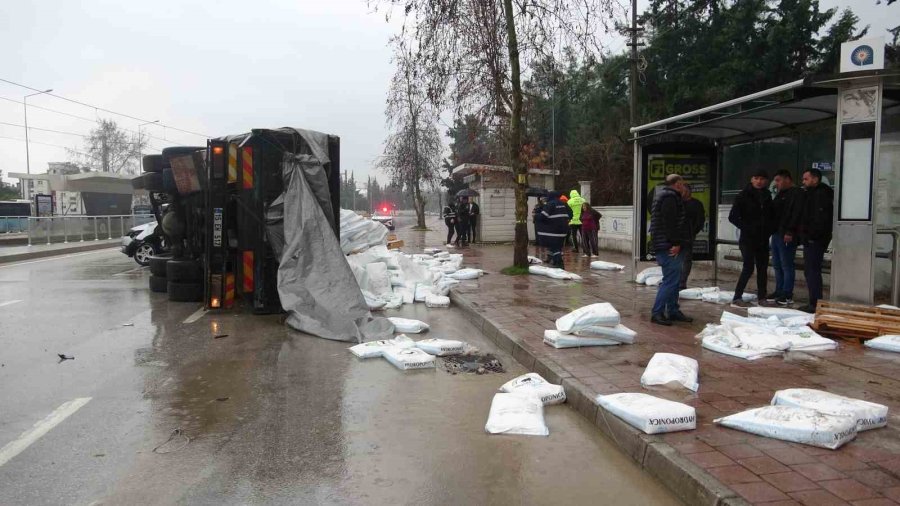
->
[640,147,717,261]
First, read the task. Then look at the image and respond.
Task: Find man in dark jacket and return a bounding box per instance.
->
[469,200,480,243]
[768,170,802,305]
[729,170,775,308]
[442,201,457,247]
[455,197,471,247]
[796,168,834,313]
[679,185,706,290]
[536,191,572,268]
[649,174,692,326]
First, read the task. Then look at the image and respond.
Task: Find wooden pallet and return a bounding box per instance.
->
[812,301,900,341]
[387,239,405,250]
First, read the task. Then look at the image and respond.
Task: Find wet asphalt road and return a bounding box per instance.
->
[0,220,678,505]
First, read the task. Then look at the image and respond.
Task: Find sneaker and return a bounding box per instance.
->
[797,304,816,314]
[766,292,782,303]
[730,300,753,309]
[776,296,794,306]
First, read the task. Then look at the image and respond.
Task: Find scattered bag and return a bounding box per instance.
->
[484,393,549,436]
[543,329,620,348]
[699,324,789,361]
[527,255,543,265]
[383,347,436,370]
[714,406,857,450]
[556,303,621,333]
[679,287,720,300]
[590,260,625,271]
[529,265,582,281]
[382,294,403,310]
[425,294,451,308]
[782,314,815,327]
[597,393,696,434]
[747,307,810,319]
[414,284,433,302]
[702,291,757,304]
[645,275,663,286]
[348,335,415,359]
[387,317,430,334]
[574,324,637,344]
[865,334,900,353]
[774,326,837,351]
[361,290,387,310]
[499,373,566,406]
[771,388,888,431]
[415,338,465,356]
[449,268,483,280]
[365,262,392,296]
[635,266,662,284]
[640,353,699,391]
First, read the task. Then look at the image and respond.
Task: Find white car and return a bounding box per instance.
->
[121,222,164,266]
[371,214,395,230]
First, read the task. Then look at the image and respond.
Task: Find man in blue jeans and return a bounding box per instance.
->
[795,168,834,313]
[649,174,692,326]
[767,169,802,306]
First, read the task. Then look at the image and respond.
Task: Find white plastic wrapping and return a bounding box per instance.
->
[679,286,721,300]
[484,393,550,436]
[645,275,663,286]
[499,373,566,406]
[635,266,663,284]
[387,317,430,334]
[699,324,790,360]
[528,265,583,281]
[640,353,699,391]
[590,260,625,271]
[347,335,415,359]
[574,324,637,344]
[415,338,465,356]
[449,268,483,280]
[425,294,451,308]
[527,255,543,265]
[714,406,857,450]
[556,303,621,333]
[543,329,621,348]
[771,388,888,431]
[383,347,436,370]
[865,334,900,353]
[702,290,757,304]
[773,326,837,351]
[596,393,696,434]
[339,209,390,254]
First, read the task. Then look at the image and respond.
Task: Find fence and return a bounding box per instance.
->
[0,215,155,244]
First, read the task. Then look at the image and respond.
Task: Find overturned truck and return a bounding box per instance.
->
[133,128,386,341]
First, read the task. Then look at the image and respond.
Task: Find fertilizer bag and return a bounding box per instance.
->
[415,338,465,356]
[597,393,696,434]
[499,373,566,406]
[383,347,436,370]
[484,393,550,436]
[556,303,621,333]
[714,405,857,449]
[865,335,900,353]
[640,353,699,392]
[543,330,620,348]
[387,317,430,334]
[771,388,888,431]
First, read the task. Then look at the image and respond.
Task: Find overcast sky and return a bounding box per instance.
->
[0,0,894,186]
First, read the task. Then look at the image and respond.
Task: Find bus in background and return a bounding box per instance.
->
[0,200,32,233]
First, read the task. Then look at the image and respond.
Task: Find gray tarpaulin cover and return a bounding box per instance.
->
[270,128,392,342]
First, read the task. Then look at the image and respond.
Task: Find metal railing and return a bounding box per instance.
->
[5,215,157,245]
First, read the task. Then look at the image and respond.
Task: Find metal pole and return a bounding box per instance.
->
[46,218,51,245]
[107,216,111,239]
[80,217,84,242]
[93,217,98,241]
[121,216,125,237]
[27,218,32,246]
[23,89,53,175]
[63,217,68,243]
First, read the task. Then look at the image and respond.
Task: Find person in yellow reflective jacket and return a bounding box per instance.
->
[567,189,585,252]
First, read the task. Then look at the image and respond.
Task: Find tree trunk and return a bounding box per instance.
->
[413,181,426,228]
[503,0,528,268]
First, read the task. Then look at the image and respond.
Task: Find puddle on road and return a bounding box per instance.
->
[442,353,505,375]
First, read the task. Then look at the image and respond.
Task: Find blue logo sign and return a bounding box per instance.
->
[851,45,874,66]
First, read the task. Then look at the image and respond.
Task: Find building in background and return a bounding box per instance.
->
[11,162,135,216]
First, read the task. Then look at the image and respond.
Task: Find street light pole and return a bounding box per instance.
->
[137,120,159,172]
[23,88,53,175]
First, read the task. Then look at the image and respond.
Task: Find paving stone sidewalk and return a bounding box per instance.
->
[404,222,900,506]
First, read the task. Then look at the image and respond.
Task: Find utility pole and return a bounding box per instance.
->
[23,89,53,174]
[627,0,643,127]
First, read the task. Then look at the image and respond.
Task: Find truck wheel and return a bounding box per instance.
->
[149,274,168,293]
[142,154,164,173]
[168,280,203,302]
[134,172,164,192]
[149,254,172,277]
[134,243,156,266]
[166,258,202,282]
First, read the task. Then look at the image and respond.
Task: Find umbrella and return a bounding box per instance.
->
[525,187,549,197]
[456,188,480,197]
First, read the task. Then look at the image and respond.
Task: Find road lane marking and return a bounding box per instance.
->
[113,266,146,276]
[183,307,208,324]
[0,250,112,269]
[0,300,23,308]
[0,397,92,468]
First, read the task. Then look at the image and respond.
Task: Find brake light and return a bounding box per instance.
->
[209,274,223,308]
[382,207,388,212]
[213,146,224,155]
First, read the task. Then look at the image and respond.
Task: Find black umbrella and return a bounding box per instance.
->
[525,187,549,197]
[456,188,480,197]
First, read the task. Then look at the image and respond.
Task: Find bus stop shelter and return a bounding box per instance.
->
[629,63,900,306]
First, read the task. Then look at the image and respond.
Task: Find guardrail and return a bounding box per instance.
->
[0,215,156,245]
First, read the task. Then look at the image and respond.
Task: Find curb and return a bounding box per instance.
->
[450,289,750,506]
[0,241,119,264]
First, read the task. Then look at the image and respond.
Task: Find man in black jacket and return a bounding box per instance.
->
[456,197,471,247]
[796,168,834,313]
[649,174,692,326]
[679,185,706,290]
[442,201,457,247]
[768,170,802,305]
[536,191,572,268]
[729,170,775,308]
[469,200,480,243]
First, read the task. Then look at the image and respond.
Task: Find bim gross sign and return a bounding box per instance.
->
[639,144,717,262]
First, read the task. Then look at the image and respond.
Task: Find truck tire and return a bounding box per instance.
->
[149,274,168,293]
[149,254,172,277]
[142,154,164,173]
[131,174,145,190]
[166,258,202,282]
[168,280,203,302]
[161,146,204,166]
[133,172,164,192]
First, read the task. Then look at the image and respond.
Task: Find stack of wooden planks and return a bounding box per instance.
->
[386,233,404,250]
[812,301,900,341]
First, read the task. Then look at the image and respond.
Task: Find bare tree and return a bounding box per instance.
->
[379,49,443,228]
[371,0,622,267]
[69,119,148,175]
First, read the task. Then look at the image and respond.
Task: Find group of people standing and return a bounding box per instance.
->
[442,197,480,248]
[533,189,602,269]
[648,167,833,327]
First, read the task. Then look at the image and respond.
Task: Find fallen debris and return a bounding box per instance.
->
[442,353,504,375]
[640,353,699,392]
[485,393,549,436]
[543,329,620,348]
[596,393,696,434]
[152,428,192,454]
[771,388,888,431]
[714,405,857,449]
[383,347,436,370]
[57,354,74,363]
[635,266,662,284]
[499,373,566,406]
[529,265,582,281]
[590,260,625,271]
[415,338,465,356]
[348,335,415,359]
[864,334,900,353]
[556,303,621,333]
[387,317,430,334]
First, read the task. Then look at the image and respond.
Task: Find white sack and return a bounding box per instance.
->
[774,326,837,351]
[425,294,451,308]
[702,291,757,304]
[529,265,582,281]
[640,353,699,391]
[383,347,436,370]
[556,303,621,333]
[449,268,483,280]
[382,294,403,310]
[544,329,621,349]
[387,317,430,334]
[714,406,857,450]
[499,373,566,406]
[348,335,415,359]
[395,287,415,305]
[748,307,811,319]
[636,266,662,284]
[484,393,549,436]
[699,324,789,361]
[575,324,637,344]
[771,388,888,431]
[415,338,465,356]
[597,393,696,434]
[590,260,625,271]
[782,314,815,327]
[361,290,387,310]
[414,284,433,302]
[680,287,721,300]
[527,256,543,265]
[645,275,664,286]
[865,334,900,353]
